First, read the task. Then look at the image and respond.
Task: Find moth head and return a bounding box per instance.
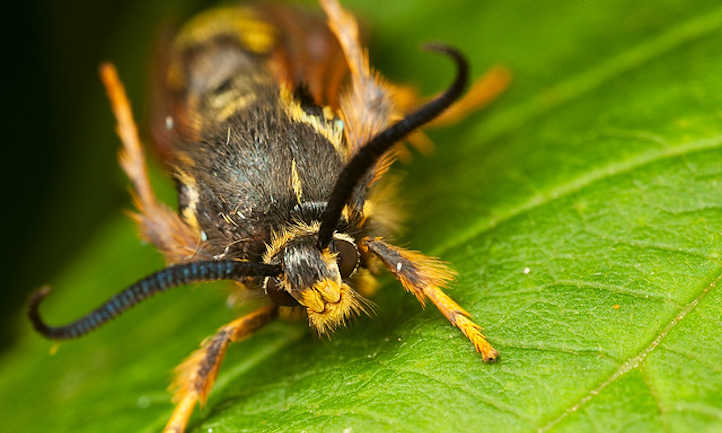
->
[289,44,467,332]
[264,230,367,334]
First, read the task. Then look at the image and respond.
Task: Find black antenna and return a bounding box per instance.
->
[29,261,281,340]
[317,44,469,249]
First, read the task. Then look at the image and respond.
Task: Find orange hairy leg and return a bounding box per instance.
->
[320,0,411,187]
[428,65,510,127]
[361,238,498,362]
[320,0,395,152]
[404,65,511,129]
[165,305,278,433]
[99,63,202,264]
[320,0,509,163]
[391,65,511,155]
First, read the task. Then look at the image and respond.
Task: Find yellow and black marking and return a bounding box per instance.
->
[263,221,321,264]
[174,7,276,55]
[213,90,258,124]
[263,222,372,334]
[167,6,277,92]
[29,2,509,433]
[290,159,303,203]
[173,168,202,233]
[362,237,498,362]
[280,85,346,158]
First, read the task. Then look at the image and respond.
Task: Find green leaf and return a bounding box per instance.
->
[4,0,722,432]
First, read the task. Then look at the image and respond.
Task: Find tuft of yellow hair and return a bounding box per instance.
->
[307,284,373,335]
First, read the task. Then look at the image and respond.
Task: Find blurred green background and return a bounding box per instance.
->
[3,0,216,348]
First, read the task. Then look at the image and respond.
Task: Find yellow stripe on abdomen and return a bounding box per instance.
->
[174,6,277,55]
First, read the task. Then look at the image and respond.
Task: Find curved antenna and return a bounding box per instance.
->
[317,44,469,249]
[29,261,282,340]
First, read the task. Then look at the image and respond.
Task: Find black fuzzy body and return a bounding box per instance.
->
[171,40,347,263]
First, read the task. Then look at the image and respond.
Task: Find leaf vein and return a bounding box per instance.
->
[583,226,721,264]
[465,6,722,150]
[434,135,722,257]
[669,402,722,420]
[657,343,722,373]
[536,267,722,432]
[638,366,671,433]
[491,339,621,362]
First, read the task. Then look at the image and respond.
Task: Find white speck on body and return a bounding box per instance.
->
[201,231,208,242]
[343,428,353,433]
[165,115,173,130]
[213,245,232,260]
[136,396,150,408]
[523,267,530,274]
[396,262,403,272]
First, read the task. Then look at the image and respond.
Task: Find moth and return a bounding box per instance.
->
[29,1,509,431]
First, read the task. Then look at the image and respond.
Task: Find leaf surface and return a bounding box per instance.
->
[3,1,722,432]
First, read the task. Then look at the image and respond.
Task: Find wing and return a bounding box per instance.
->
[150,3,350,161]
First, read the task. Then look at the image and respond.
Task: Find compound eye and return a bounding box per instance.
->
[331,237,360,279]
